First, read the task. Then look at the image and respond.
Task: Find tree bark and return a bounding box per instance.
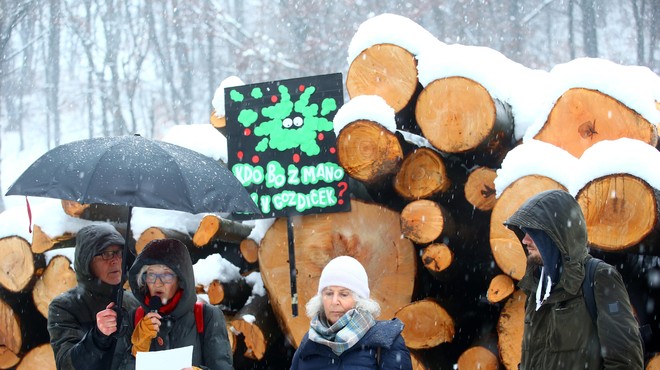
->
[192,214,253,247]
[490,175,566,280]
[258,199,416,347]
[61,200,128,223]
[415,77,514,165]
[534,88,658,158]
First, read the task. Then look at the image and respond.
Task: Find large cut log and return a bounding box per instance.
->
[61,200,128,223]
[457,345,500,370]
[400,200,452,244]
[31,225,75,254]
[336,120,403,185]
[415,77,513,165]
[346,44,418,114]
[0,237,34,293]
[647,353,660,370]
[0,291,49,369]
[135,226,192,255]
[393,148,451,200]
[16,343,55,370]
[464,166,498,211]
[490,176,566,280]
[192,214,253,247]
[534,88,659,158]
[258,199,416,347]
[576,174,660,254]
[394,298,455,349]
[230,294,281,361]
[497,290,526,370]
[32,255,76,318]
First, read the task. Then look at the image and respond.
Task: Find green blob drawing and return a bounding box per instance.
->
[321,98,337,116]
[237,109,258,128]
[251,87,263,99]
[249,84,337,156]
[230,89,244,102]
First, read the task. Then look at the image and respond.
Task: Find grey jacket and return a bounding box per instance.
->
[48,224,139,370]
[504,190,643,370]
[127,238,233,370]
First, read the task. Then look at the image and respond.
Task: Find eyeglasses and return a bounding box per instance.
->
[95,249,122,261]
[143,272,176,284]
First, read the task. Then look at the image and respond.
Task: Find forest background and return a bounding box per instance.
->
[0,0,658,212]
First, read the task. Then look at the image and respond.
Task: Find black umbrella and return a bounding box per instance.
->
[5,134,259,309]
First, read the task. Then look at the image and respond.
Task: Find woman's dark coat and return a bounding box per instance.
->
[504,190,643,370]
[290,318,412,370]
[127,239,233,370]
[48,224,139,370]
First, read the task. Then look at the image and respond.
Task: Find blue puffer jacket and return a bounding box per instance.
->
[290,318,412,370]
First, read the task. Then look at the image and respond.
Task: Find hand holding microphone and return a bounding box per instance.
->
[131,297,163,356]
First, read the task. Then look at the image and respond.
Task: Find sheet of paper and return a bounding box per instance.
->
[136,345,193,370]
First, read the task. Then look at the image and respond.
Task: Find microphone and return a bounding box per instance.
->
[148,296,162,313]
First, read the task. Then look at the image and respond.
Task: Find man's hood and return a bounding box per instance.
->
[504,189,589,295]
[74,224,125,283]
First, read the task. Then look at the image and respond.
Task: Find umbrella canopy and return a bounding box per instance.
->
[5,135,259,215]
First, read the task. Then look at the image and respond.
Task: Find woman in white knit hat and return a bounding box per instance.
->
[290,255,412,369]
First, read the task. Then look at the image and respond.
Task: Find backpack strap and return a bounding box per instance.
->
[582,258,602,323]
[135,302,204,334]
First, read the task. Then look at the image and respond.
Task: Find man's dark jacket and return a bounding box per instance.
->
[505,190,643,369]
[48,224,139,370]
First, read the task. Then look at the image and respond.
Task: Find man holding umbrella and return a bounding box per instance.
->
[48,224,140,370]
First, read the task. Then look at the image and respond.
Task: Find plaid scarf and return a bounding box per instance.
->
[308,309,375,356]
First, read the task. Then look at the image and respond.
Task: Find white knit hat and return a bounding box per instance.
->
[317,256,370,298]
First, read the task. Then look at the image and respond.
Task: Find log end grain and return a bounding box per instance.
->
[393,148,451,200]
[497,290,526,370]
[346,43,418,112]
[421,243,453,274]
[32,255,76,318]
[465,167,498,211]
[401,200,445,244]
[457,346,500,370]
[395,299,455,349]
[0,237,34,292]
[487,274,515,304]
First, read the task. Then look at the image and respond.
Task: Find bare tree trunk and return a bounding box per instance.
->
[631,0,646,65]
[172,0,192,123]
[47,0,61,146]
[648,0,658,71]
[568,0,576,59]
[102,0,127,136]
[581,0,599,57]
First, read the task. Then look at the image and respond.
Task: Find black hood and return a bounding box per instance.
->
[128,238,196,319]
[504,189,589,295]
[74,224,125,294]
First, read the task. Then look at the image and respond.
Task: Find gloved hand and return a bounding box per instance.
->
[131,313,161,356]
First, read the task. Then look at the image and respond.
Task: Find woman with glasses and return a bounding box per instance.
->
[127,238,233,370]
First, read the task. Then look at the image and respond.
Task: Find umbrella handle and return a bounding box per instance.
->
[114,206,133,330]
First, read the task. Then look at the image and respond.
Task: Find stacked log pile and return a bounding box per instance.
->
[3,13,660,370]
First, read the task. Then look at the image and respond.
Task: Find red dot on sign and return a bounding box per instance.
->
[271,95,278,103]
[293,153,300,163]
[318,133,324,140]
[299,85,305,92]
[329,147,336,154]
[237,151,244,160]
[244,128,251,136]
[338,199,344,205]
[252,155,260,163]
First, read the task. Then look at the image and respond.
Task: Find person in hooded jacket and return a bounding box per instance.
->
[48,224,140,370]
[127,238,233,370]
[504,189,643,370]
[290,255,412,370]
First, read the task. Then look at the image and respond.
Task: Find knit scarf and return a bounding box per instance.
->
[308,308,375,356]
